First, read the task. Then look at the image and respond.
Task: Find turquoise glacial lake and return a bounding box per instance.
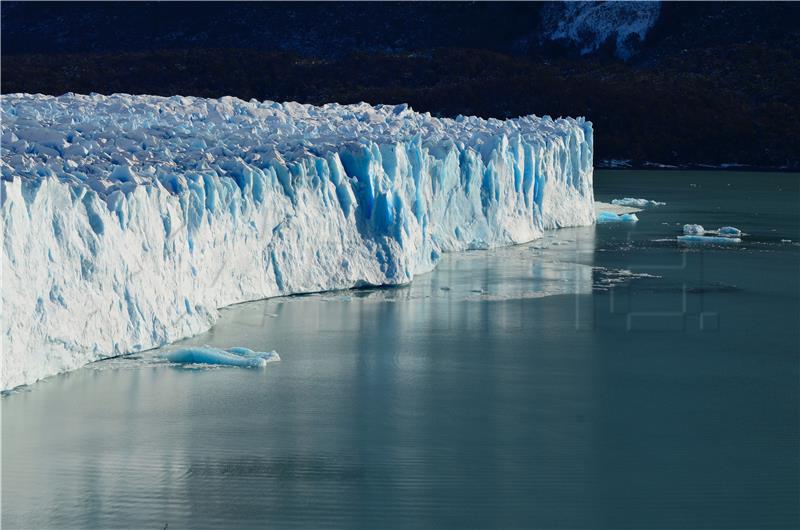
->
[3,171,798,529]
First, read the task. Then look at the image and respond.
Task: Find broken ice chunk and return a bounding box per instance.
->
[166,346,280,367]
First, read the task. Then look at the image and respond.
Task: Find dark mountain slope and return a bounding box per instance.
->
[2,2,798,168]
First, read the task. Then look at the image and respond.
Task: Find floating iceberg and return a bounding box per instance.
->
[683,224,705,235]
[611,197,665,207]
[718,226,742,237]
[683,224,743,238]
[1,93,594,389]
[678,235,741,246]
[596,211,638,223]
[166,347,280,367]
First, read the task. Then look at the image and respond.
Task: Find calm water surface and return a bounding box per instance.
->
[3,171,799,529]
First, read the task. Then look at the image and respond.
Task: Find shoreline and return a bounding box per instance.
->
[596,162,800,173]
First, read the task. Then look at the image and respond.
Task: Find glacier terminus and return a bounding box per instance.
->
[1,93,595,390]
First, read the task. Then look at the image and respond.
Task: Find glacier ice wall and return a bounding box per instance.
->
[1,93,594,389]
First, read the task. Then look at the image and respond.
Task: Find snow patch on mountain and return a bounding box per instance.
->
[540,1,661,59]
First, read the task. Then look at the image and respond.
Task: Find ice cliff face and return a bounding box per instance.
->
[1,93,594,389]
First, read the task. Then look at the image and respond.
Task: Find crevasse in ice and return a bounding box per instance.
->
[1,93,595,389]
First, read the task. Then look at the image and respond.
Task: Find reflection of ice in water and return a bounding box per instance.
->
[96,226,599,369]
[249,225,603,335]
[102,225,609,370]
[307,225,598,304]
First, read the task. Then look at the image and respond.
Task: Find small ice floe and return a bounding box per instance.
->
[718,226,742,237]
[683,224,706,235]
[611,198,666,207]
[592,267,661,291]
[680,225,743,244]
[594,201,640,216]
[597,211,639,223]
[165,347,280,368]
[643,161,678,169]
[599,158,632,169]
[677,235,741,246]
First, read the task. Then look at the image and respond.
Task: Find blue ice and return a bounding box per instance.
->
[718,226,742,237]
[597,211,639,223]
[166,347,280,367]
[677,235,741,246]
[683,225,742,238]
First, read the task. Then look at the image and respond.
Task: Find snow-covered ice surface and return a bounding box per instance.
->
[1,93,594,389]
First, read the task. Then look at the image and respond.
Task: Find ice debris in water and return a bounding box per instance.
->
[611,198,665,207]
[596,211,639,223]
[166,347,280,367]
[592,266,660,291]
[1,93,595,390]
[682,224,742,240]
[678,235,741,246]
[718,226,741,237]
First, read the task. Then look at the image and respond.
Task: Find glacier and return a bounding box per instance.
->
[1,93,594,390]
